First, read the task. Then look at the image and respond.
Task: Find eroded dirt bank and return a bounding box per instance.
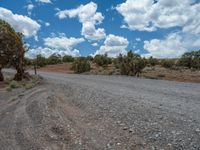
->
[0,73,200,149]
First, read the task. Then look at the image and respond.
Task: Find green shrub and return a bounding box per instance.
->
[71,57,91,73]
[160,59,175,68]
[118,51,146,76]
[62,55,74,62]
[147,56,158,66]
[47,54,62,65]
[93,54,112,68]
[9,80,21,89]
[178,50,200,69]
[35,54,47,67]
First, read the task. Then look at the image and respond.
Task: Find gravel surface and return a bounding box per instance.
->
[0,71,200,150]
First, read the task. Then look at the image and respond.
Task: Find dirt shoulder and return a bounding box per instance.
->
[38,63,200,83]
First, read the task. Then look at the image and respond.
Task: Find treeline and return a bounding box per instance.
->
[26,50,200,76]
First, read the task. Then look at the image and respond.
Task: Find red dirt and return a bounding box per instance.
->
[38,63,74,74]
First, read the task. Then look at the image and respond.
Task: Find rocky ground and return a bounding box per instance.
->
[0,71,200,150]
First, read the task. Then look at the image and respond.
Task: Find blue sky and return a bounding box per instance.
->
[0,0,200,58]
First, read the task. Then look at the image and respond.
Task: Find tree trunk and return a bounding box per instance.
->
[0,68,4,82]
[14,47,25,81]
[14,67,24,81]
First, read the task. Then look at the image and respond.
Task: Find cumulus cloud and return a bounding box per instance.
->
[26,36,84,58]
[94,34,129,57]
[36,0,52,4]
[144,31,200,58]
[26,47,81,58]
[116,0,200,34]
[56,2,106,41]
[144,33,187,58]
[0,7,40,38]
[44,36,84,49]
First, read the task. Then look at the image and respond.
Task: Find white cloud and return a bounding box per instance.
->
[36,0,52,4]
[144,33,187,58]
[94,34,129,57]
[135,38,141,42]
[27,4,34,15]
[26,36,84,58]
[116,0,200,34]
[26,47,80,58]
[0,7,40,38]
[144,31,200,58]
[45,22,50,27]
[44,36,84,50]
[56,2,106,41]
[91,43,98,47]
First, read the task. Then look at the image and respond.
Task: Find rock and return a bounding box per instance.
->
[195,128,200,132]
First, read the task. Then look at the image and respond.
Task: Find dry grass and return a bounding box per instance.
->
[38,63,74,74]
[142,66,200,83]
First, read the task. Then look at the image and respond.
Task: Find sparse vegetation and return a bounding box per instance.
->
[62,55,75,62]
[93,54,112,68]
[71,57,91,73]
[116,51,146,76]
[160,59,175,69]
[178,50,200,69]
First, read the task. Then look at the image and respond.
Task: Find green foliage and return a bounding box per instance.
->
[9,80,21,89]
[93,54,112,67]
[117,51,146,76]
[62,55,74,62]
[147,56,158,66]
[178,50,200,69]
[160,59,175,68]
[47,54,62,65]
[0,19,25,81]
[24,58,33,66]
[71,57,91,73]
[36,54,47,67]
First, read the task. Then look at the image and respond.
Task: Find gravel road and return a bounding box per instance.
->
[0,71,200,150]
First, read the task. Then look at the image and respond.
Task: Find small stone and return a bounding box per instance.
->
[123,127,128,130]
[195,128,200,132]
[129,128,134,133]
[117,143,121,145]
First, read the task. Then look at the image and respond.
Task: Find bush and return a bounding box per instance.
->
[147,56,158,66]
[93,54,112,67]
[117,51,146,76]
[9,80,21,89]
[178,50,200,69]
[47,54,62,65]
[35,54,47,67]
[71,57,91,73]
[62,55,74,63]
[160,59,175,68]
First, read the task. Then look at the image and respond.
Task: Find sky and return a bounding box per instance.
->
[0,0,200,58]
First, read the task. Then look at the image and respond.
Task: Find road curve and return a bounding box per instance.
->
[1,71,200,149]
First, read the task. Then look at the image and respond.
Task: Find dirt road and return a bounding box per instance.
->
[0,71,200,149]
